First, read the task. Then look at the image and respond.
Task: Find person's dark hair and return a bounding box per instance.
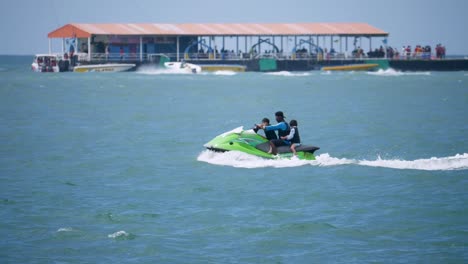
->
[275,111,285,118]
[262,117,270,123]
[290,119,298,126]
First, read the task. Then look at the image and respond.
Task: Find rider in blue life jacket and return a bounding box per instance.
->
[262,111,290,155]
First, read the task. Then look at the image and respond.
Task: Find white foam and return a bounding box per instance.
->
[197,150,468,171]
[57,227,74,232]
[314,153,356,166]
[358,153,468,171]
[136,65,193,75]
[367,68,431,77]
[265,71,311,77]
[197,150,310,168]
[108,230,130,239]
[213,70,237,76]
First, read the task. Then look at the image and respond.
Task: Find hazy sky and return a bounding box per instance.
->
[1,0,467,55]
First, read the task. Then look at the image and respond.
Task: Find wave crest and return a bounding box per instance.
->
[57,227,74,232]
[108,230,136,240]
[367,68,431,76]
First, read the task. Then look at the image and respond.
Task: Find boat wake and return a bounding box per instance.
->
[136,65,194,75]
[264,71,311,77]
[367,68,431,76]
[197,151,468,170]
[211,70,237,76]
[136,66,239,76]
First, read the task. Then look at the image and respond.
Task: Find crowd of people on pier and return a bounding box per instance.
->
[353,43,446,60]
[79,40,448,62]
[195,43,449,61]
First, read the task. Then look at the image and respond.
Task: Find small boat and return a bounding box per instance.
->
[204,127,320,160]
[199,64,246,72]
[321,63,379,71]
[164,61,202,73]
[73,63,136,73]
[31,54,60,72]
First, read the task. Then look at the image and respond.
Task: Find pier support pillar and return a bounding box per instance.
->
[339,36,342,53]
[244,36,247,54]
[49,39,52,54]
[176,36,180,62]
[280,36,283,53]
[87,37,91,62]
[345,37,348,58]
[140,36,143,62]
[258,36,261,54]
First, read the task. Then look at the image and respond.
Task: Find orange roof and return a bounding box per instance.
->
[48,23,388,38]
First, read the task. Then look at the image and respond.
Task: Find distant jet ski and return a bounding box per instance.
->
[204,127,320,160]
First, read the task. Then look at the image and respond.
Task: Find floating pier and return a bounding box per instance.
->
[45,23,468,72]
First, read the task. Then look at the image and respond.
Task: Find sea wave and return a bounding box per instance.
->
[57,227,74,232]
[197,150,468,171]
[108,230,135,240]
[264,71,311,77]
[367,68,431,76]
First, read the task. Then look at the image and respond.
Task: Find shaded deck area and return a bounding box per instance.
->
[46,23,468,71]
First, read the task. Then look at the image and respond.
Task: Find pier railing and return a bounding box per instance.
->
[77,51,457,63]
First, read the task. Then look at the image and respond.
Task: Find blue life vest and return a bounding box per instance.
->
[278,121,290,137]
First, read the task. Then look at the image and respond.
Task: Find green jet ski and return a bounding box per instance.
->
[204,127,320,160]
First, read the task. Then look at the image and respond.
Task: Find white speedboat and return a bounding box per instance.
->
[164,61,202,73]
[31,54,60,72]
[73,63,136,73]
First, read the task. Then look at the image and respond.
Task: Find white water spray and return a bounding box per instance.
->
[197,151,468,171]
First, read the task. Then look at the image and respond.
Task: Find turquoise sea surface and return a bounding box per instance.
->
[0,55,467,263]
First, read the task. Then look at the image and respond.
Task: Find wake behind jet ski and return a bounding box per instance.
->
[204,127,320,160]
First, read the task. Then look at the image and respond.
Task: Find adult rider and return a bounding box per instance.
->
[260,111,290,155]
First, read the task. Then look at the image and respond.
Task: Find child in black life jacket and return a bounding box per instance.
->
[280,119,301,156]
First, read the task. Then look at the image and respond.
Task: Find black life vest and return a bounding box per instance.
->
[278,121,290,137]
[290,126,301,144]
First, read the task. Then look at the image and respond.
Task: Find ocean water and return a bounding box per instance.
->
[0,55,467,263]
